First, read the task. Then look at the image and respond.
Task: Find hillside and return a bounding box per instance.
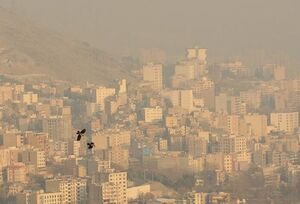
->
[0,8,134,85]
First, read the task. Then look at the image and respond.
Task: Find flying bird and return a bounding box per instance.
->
[76,129,86,141]
[87,142,95,149]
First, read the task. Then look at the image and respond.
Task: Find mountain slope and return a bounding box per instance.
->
[0,8,134,85]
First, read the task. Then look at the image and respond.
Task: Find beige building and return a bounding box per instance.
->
[93,86,116,111]
[192,78,215,110]
[22,92,38,104]
[68,140,81,157]
[226,115,240,136]
[118,79,127,94]
[31,190,63,204]
[144,106,163,123]
[143,63,163,90]
[219,61,247,76]
[185,191,208,204]
[42,115,72,141]
[21,149,46,169]
[215,93,228,113]
[186,135,208,157]
[180,90,194,111]
[234,136,247,153]
[165,116,178,128]
[175,62,195,80]
[186,48,207,77]
[127,184,151,201]
[270,112,299,133]
[229,96,246,115]
[164,90,194,112]
[244,114,267,140]
[45,177,87,204]
[25,132,49,153]
[5,162,27,183]
[2,131,23,148]
[187,48,207,63]
[223,154,235,173]
[92,130,131,150]
[263,64,286,80]
[108,146,129,169]
[90,171,128,204]
[0,85,13,105]
[240,89,261,110]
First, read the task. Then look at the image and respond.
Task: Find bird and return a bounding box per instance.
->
[76,129,86,141]
[87,142,95,149]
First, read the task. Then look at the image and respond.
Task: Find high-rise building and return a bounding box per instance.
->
[174,62,195,80]
[144,106,163,123]
[42,115,72,141]
[239,89,261,110]
[25,132,49,153]
[118,79,127,94]
[30,190,63,204]
[164,90,194,112]
[215,93,228,113]
[186,48,207,77]
[22,92,38,104]
[192,78,215,110]
[184,191,208,204]
[89,171,128,204]
[186,135,208,157]
[227,115,240,136]
[5,162,27,183]
[92,130,131,150]
[142,63,163,90]
[270,112,299,133]
[219,61,247,76]
[93,87,116,111]
[45,177,87,204]
[0,85,13,105]
[180,90,194,111]
[218,135,235,154]
[244,114,267,140]
[229,96,246,115]
[68,140,81,157]
[186,48,207,64]
[165,116,178,128]
[223,154,235,173]
[263,64,286,80]
[100,171,128,204]
[108,146,129,169]
[2,131,23,148]
[21,149,46,169]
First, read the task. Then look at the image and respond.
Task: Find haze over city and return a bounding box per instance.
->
[0,0,299,63]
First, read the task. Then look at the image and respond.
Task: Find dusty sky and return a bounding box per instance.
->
[0,0,299,64]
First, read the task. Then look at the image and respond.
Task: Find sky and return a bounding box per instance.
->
[0,0,299,64]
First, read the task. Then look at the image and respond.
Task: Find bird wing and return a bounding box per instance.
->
[81,129,86,134]
[77,135,81,141]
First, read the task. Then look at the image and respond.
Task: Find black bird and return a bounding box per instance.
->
[76,129,86,141]
[87,142,95,149]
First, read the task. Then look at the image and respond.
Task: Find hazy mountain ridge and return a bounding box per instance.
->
[0,7,133,85]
